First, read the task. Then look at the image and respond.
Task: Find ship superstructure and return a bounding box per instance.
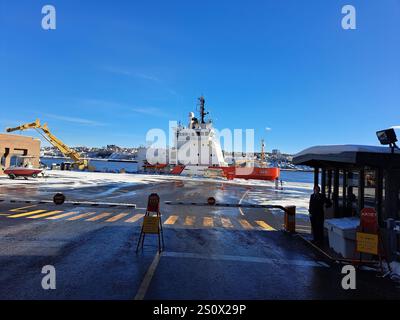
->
[169,97,227,176]
[141,96,279,180]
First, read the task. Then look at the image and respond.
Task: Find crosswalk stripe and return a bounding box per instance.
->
[2,204,285,232]
[8,210,47,218]
[47,211,79,220]
[67,212,96,221]
[184,216,195,226]
[10,205,37,212]
[239,219,253,230]
[106,213,128,222]
[255,220,276,231]
[221,217,233,228]
[125,213,144,223]
[86,212,112,221]
[164,215,178,225]
[203,217,214,227]
[28,211,63,219]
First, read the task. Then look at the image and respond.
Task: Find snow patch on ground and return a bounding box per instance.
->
[0,170,313,190]
[0,170,171,188]
[0,170,313,215]
[389,261,400,279]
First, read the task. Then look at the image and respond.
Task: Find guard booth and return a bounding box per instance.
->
[293,145,400,261]
[293,145,400,223]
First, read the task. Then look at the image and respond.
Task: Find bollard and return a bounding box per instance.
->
[284,205,296,233]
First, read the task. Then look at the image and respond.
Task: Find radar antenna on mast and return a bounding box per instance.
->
[198,96,209,124]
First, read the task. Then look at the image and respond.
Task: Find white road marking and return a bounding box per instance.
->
[162,251,328,268]
[238,190,249,216]
[134,252,161,300]
[239,190,249,204]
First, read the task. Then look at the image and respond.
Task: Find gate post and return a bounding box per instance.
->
[284,206,296,233]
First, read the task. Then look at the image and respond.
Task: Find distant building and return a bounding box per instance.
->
[271,149,282,161]
[0,134,40,174]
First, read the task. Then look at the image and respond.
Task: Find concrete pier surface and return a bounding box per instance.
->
[0,172,398,299]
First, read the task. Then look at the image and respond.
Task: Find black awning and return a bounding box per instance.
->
[293,145,400,169]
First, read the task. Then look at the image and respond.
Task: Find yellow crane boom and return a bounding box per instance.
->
[6,119,89,170]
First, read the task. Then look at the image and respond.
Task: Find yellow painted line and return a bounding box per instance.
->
[8,210,47,218]
[10,205,38,212]
[239,219,253,230]
[28,210,63,219]
[86,212,112,222]
[296,228,312,233]
[47,211,79,220]
[106,213,129,222]
[255,220,276,231]
[164,215,178,225]
[67,212,96,221]
[280,223,311,232]
[184,216,195,226]
[125,213,145,223]
[221,217,233,228]
[203,217,214,227]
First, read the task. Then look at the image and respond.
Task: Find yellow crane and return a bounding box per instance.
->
[6,119,89,170]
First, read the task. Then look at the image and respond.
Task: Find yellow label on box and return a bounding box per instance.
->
[142,216,160,234]
[356,232,378,255]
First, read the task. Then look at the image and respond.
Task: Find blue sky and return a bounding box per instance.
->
[1,0,399,154]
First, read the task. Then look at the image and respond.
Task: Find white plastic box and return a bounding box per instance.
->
[324,217,360,259]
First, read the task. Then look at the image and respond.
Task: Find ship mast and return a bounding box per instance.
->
[198,96,208,124]
[260,139,267,167]
[261,139,265,162]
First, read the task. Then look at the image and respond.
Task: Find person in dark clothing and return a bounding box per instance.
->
[309,185,332,245]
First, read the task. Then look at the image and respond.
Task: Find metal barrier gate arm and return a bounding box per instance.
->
[164,200,296,232]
